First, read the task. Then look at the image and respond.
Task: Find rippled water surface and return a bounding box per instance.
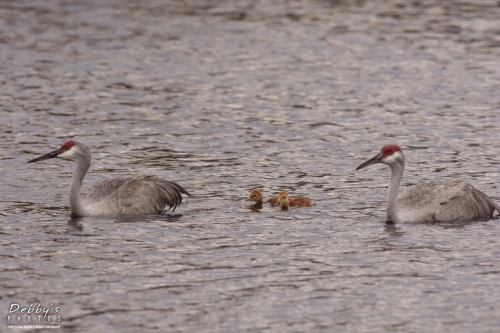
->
[2,0,500,331]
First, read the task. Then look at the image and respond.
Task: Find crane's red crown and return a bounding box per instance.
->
[381,144,401,157]
[60,140,75,152]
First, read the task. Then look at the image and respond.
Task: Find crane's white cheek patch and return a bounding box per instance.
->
[383,151,403,164]
[59,146,76,160]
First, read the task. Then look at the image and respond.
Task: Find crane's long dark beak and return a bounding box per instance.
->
[356,152,383,170]
[27,149,60,163]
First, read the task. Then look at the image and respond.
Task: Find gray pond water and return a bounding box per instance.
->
[1,0,500,331]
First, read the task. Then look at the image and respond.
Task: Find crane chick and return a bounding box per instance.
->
[276,191,312,210]
[246,189,280,206]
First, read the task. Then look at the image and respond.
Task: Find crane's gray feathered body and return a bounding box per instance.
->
[357,144,499,223]
[83,175,189,215]
[397,180,499,222]
[28,140,191,217]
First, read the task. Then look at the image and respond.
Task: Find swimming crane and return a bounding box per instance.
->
[356,144,499,223]
[27,140,191,216]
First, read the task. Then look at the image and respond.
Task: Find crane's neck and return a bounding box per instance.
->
[386,160,404,224]
[70,158,90,216]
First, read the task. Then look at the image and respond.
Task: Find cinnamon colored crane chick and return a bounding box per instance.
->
[246,189,279,206]
[276,191,312,209]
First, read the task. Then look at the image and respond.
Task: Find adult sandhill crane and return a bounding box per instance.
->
[356,144,499,223]
[28,140,191,216]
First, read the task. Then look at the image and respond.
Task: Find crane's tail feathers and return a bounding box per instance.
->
[472,189,500,217]
[156,180,191,212]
